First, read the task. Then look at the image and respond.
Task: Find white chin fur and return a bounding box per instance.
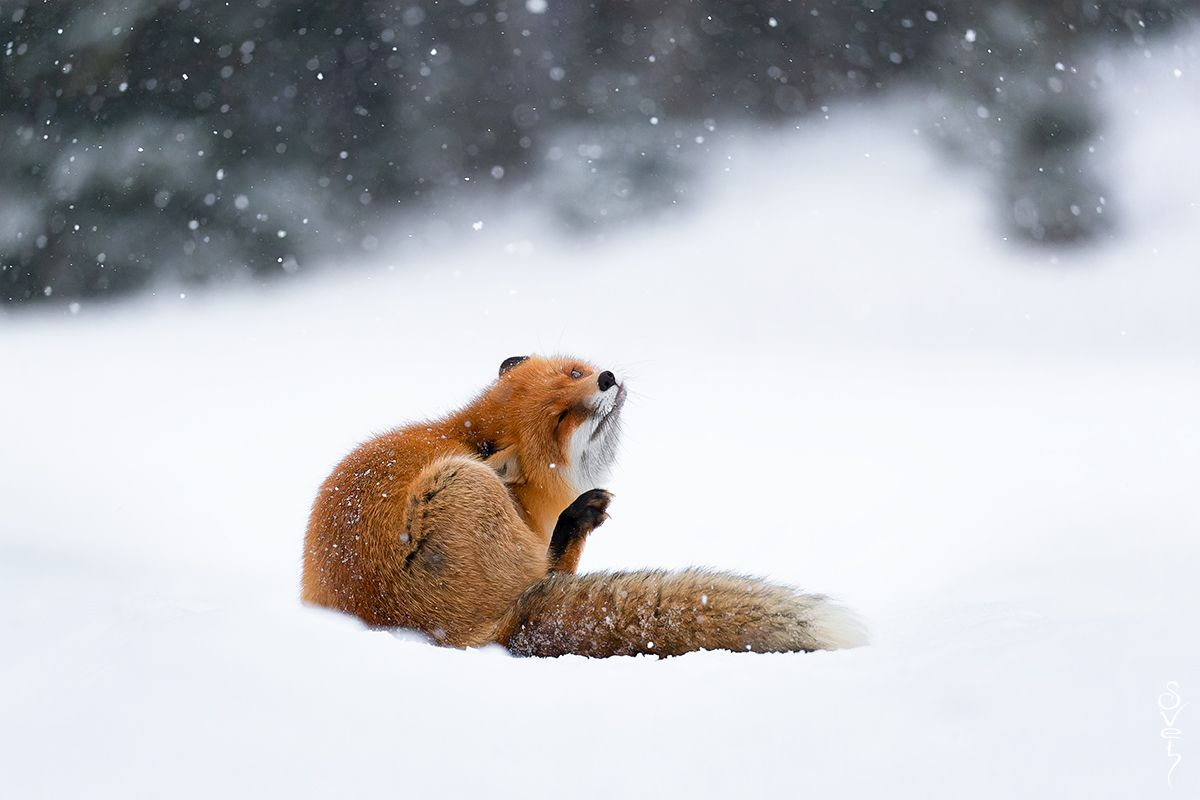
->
[563,387,623,491]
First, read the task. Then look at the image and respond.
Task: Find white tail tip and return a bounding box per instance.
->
[804,597,870,650]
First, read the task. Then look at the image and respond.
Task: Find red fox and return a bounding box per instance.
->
[302,354,865,657]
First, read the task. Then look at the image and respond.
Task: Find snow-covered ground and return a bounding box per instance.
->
[3,39,1199,799]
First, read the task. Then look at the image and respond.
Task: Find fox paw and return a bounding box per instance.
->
[560,489,612,535]
[549,489,612,563]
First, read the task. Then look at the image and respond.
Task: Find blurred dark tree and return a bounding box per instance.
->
[0,0,1193,303]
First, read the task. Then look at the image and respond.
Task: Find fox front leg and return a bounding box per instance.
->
[547,489,612,573]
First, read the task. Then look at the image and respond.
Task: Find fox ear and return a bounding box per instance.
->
[499,355,528,376]
[484,446,525,486]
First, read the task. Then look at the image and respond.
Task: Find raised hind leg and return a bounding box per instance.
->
[387,455,550,646]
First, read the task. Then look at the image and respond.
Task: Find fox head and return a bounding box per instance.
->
[457,354,626,492]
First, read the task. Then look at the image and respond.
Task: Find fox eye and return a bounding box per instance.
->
[499,355,528,376]
[569,369,582,379]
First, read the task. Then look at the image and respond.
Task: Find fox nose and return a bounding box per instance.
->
[597,370,617,392]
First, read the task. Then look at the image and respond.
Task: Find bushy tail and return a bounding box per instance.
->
[502,569,867,658]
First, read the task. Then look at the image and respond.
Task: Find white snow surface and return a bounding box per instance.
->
[3,44,1200,799]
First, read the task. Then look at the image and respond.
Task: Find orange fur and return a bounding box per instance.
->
[302,354,867,657]
[302,355,612,645]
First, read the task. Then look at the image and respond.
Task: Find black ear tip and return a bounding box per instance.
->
[499,355,529,375]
